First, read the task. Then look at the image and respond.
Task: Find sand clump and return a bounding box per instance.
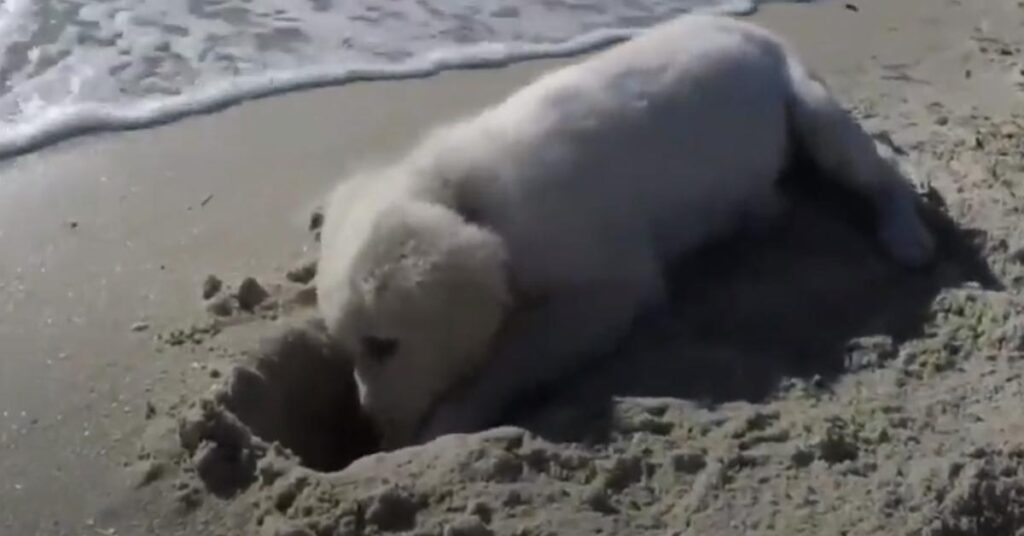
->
[170,319,378,491]
[237,277,271,311]
[930,445,1024,536]
[203,275,224,300]
[286,261,318,285]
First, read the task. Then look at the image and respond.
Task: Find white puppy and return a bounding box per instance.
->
[316,13,935,448]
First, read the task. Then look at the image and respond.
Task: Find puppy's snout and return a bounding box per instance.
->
[353,373,372,406]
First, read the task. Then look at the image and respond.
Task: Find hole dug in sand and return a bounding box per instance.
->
[178,319,381,497]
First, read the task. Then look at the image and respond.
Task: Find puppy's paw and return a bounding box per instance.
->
[415,398,494,445]
[879,213,936,269]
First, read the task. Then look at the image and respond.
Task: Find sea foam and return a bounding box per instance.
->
[0,0,766,159]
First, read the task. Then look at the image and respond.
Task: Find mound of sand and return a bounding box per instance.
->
[171,317,380,491]
[124,7,1024,532]
[130,112,1024,534]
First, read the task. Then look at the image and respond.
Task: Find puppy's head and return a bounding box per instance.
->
[319,200,510,445]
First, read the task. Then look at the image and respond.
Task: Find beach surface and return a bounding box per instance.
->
[3,0,1024,534]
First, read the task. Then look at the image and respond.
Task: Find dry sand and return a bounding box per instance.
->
[3,0,1024,534]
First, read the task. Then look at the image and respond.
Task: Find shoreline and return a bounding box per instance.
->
[0,1,766,164]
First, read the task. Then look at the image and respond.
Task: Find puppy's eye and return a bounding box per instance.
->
[361,335,399,362]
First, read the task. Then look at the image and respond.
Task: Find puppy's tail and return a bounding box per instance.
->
[782,51,899,196]
[780,46,935,267]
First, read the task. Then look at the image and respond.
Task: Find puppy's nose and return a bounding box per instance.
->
[354,375,371,406]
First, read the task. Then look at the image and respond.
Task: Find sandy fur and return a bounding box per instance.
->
[316,13,936,447]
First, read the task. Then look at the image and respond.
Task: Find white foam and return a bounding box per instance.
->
[0,0,766,159]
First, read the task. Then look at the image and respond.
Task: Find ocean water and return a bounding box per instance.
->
[0,0,771,158]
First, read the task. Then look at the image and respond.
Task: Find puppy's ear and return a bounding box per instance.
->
[452,182,485,227]
[446,178,536,314]
[432,162,493,228]
[445,221,513,308]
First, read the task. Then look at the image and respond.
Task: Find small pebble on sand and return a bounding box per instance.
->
[205,294,235,317]
[582,485,616,514]
[444,516,494,536]
[236,277,269,311]
[131,321,150,332]
[366,486,421,532]
[285,261,317,285]
[202,275,223,300]
[309,208,324,232]
[466,500,493,524]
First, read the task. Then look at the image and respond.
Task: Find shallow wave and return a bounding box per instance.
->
[0,0,759,159]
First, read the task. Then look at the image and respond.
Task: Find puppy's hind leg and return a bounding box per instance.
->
[782,52,935,268]
[740,184,791,237]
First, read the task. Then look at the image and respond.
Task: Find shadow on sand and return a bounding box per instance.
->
[187,153,998,484]
[504,157,1000,444]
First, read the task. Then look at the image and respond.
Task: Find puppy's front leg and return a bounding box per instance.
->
[416,269,664,443]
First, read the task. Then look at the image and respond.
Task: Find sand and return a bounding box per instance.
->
[2,0,1024,534]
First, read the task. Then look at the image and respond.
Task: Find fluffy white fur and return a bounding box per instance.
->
[316,13,936,448]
